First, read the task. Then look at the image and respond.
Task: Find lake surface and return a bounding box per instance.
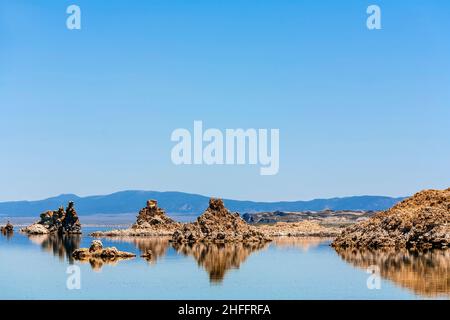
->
[0,227,449,300]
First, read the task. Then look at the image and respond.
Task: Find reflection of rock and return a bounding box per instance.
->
[91,200,181,237]
[83,257,131,272]
[141,250,153,260]
[107,237,171,264]
[28,233,81,263]
[1,221,14,238]
[172,198,271,244]
[335,248,450,297]
[173,242,267,283]
[256,221,341,238]
[272,237,328,252]
[333,188,450,249]
[21,201,82,235]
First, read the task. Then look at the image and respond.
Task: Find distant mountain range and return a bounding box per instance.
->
[0,190,406,218]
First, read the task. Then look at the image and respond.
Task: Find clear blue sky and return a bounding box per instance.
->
[1,0,449,202]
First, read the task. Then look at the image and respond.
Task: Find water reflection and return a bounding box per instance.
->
[272,237,330,251]
[106,237,171,264]
[1,229,14,240]
[335,248,450,297]
[77,256,135,272]
[28,233,81,263]
[172,242,268,283]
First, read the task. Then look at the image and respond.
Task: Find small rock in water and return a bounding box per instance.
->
[1,221,14,234]
[73,240,136,260]
[89,240,103,252]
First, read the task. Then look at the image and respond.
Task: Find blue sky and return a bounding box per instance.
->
[0,0,449,202]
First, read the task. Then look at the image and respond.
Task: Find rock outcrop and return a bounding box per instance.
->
[1,221,14,234]
[243,210,376,225]
[21,201,82,235]
[332,188,450,249]
[171,198,271,243]
[72,240,136,260]
[90,200,181,237]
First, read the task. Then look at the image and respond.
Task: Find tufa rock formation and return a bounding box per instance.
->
[132,200,179,230]
[171,198,271,244]
[332,188,450,250]
[21,201,82,235]
[72,240,136,260]
[1,221,14,234]
[90,200,181,237]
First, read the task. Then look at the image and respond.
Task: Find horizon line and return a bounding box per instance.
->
[0,189,409,204]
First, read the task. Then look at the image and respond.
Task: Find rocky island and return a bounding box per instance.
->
[91,200,181,237]
[21,201,81,235]
[72,240,136,259]
[332,188,450,250]
[171,198,271,243]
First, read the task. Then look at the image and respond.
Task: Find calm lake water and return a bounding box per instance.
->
[0,227,449,300]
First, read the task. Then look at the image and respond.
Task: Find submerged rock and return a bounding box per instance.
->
[21,201,82,235]
[171,198,271,244]
[72,240,136,260]
[332,188,450,250]
[90,200,181,237]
